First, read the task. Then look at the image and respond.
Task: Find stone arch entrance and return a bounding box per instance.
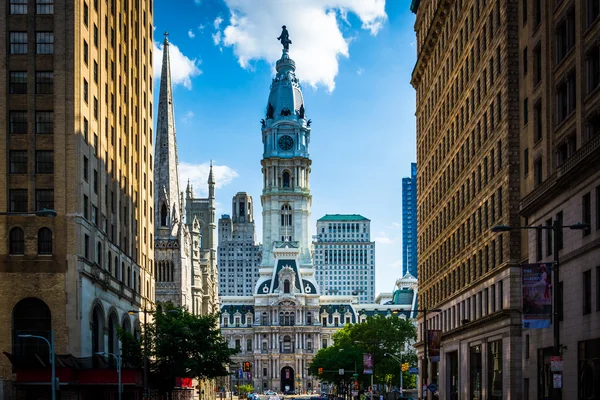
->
[280,366,294,393]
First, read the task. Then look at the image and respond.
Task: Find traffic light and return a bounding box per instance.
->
[401,363,409,372]
[318,367,324,376]
[243,361,252,372]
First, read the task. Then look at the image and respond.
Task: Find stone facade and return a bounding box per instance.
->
[0,0,155,397]
[218,193,262,297]
[411,0,523,399]
[518,0,600,398]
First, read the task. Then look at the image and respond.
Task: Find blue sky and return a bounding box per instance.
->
[153,0,417,296]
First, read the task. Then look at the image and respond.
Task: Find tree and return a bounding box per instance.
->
[120,303,238,398]
[236,383,254,397]
[307,315,417,392]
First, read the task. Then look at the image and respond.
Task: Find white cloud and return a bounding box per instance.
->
[373,231,394,245]
[153,41,202,89]
[194,0,202,4]
[181,111,194,123]
[179,162,239,198]
[213,0,387,92]
[188,29,196,39]
[198,24,205,30]
[356,67,365,75]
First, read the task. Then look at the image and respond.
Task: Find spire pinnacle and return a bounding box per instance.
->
[164,31,169,44]
[208,161,215,185]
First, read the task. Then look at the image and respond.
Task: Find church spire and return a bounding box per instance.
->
[154,31,181,230]
[208,160,215,199]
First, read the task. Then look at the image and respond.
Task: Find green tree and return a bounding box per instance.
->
[120,303,238,399]
[307,315,416,392]
[236,383,254,397]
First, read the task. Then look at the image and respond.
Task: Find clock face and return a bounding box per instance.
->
[278,135,294,151]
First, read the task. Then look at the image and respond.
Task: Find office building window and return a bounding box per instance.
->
[523,97,528,125]
[556,134,576,166]
[36,71,54,94]
[10,189,28,212]
[588,0,600,27]
[9,72,27,94]
[38,228,53,254]
[523,47,528,75]
[36,0,54,14]
[587,45,600,94]
[83,156,89,181]
[10,0,27,14]
[9,228,25,255]
[83,40,88,64]
[83,195,89,219]
[83,118,89,142]
[84,234,90,258]
[584,270,592,314]
[534,101,542,141]
[36,151,54,174]
[83,2,88,26]
[583,192,592,236]
[83,79,88,103]
[555,8,575,63]
[9,111,27,134]
[524,148,529,177]
[35,111,53,134]
[9,32,28,54]
[534,44,542,85]
[534,0,542,26]
[94,97,98,119]
[36,32,54,54]
[534,158,543,187]
[93,24,98,47]
[9,151,28,174]
[36,190,54,211]
[93,62,98,83]
[556,71,576,123]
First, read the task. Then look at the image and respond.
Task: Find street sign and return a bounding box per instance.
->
[551,356,563,372]
[409,367,419,375]
[339,369,345,375]
[428,383,438,393]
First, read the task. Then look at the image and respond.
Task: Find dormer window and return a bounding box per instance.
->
[284,279,290,293]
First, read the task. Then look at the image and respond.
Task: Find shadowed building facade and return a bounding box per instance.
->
[411,0,523,398]
[402,163,418,278]
[0,0,155,398]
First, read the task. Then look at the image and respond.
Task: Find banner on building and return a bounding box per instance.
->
[363,353,373,375]
[285,370,290,379]
[522,263,553,329]
[427,330,442,362]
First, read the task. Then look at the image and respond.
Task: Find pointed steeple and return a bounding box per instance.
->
[186,179,193,199]
[154,31,181,230]
[208,160,215,199]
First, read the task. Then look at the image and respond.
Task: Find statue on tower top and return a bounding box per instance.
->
[277,25,292,50]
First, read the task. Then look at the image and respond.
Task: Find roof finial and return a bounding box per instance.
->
[163,31,169,44]
[277,25,292,51]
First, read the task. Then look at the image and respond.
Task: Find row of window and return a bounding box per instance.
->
[9,0,53,15]
[9,151,53,174]
[8,71,53,94]
[8,111,53,135]
[9,189,53,212]
[9,227,52,255]
[9,32,54,54]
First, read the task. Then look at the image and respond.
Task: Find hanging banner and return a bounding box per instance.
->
[522,263,553,329]
[363,353,373,375]
[427,330,442,362]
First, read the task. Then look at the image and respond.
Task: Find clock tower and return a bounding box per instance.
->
[258,38,313,272]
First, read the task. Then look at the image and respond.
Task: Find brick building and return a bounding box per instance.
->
[411,0,523,398]
[0,0,155,398]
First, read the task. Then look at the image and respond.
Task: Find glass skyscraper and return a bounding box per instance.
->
[402,163,417,277]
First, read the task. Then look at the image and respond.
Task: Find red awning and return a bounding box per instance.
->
[176,377,193,388]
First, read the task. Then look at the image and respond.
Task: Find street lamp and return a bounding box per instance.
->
[96,351,122,400]
[491,220,589,400]
[0,209,57,217]
[391,308,441,399]
[19,330,56,400]
[384,353,404,397]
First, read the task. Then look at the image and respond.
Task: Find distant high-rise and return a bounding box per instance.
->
[217,193,261,296]
[402,162,417,277]
[313,214,375,303]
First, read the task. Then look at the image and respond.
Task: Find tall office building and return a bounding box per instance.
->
[217,192,261,296]
[0,0,154,398]
[518,1,600,399]
[402,162,417,277]
[411,0,523,398]
[313,214,376,303]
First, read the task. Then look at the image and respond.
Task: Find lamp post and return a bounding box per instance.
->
[97,351,122,400]
[491,220,588,400]
[353,341,377,400]
[129,307,152,398]
[384,353,403,397]
[391,308,441,399]
[19,330,56,400]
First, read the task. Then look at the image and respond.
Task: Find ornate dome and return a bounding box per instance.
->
[265,49,307,124]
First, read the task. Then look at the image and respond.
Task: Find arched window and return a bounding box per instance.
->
[9,227,25,255]
[114,256,118,278]
[38,228,52,255]
[279,311,284,326]
[160,203,168,226]
[307,312,313,325]
[284,279,290,294]
[108,251,112,272]
[91,306,104,357]
[127,266,131,287]
[96,242,102,265]
[282,171,290,188]
[107,314,118,367]
[121,317,131,334]
[290,312,295,326]
[13,298,51,366]
[262,312,268,325]
[121,262,125,281]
